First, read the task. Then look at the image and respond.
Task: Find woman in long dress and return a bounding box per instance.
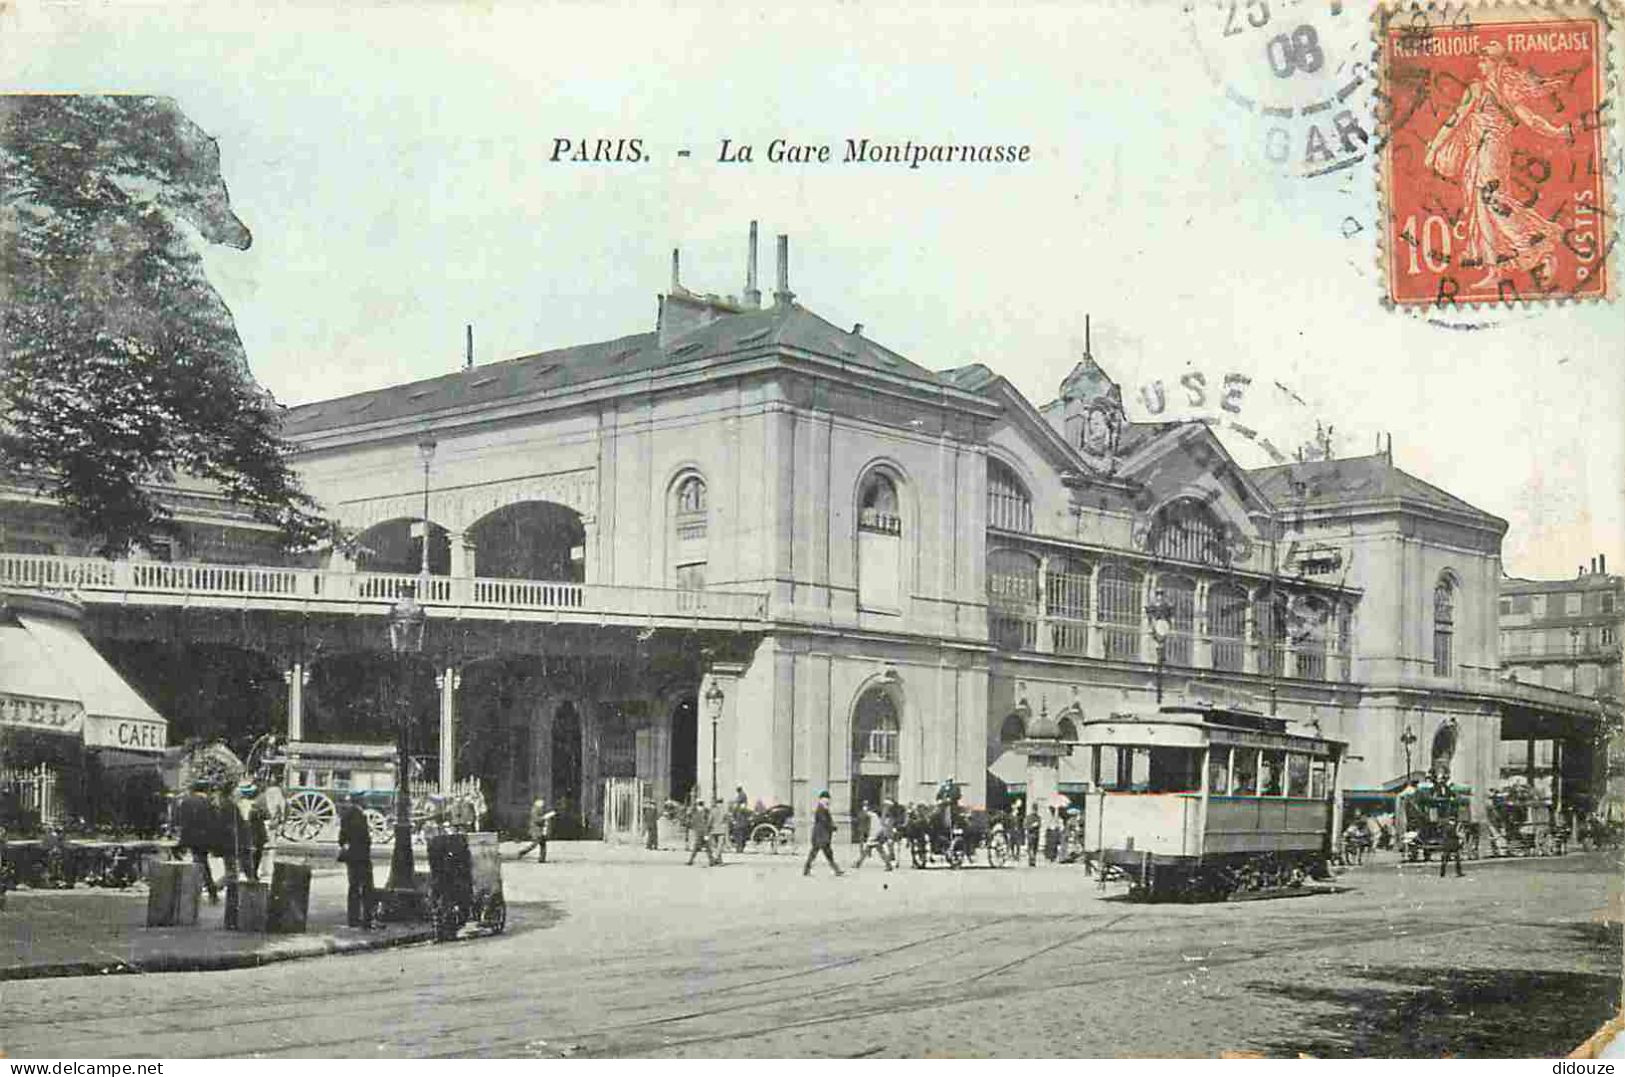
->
[1423,41,1575,287]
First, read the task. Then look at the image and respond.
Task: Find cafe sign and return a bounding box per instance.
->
[0,692,86,735]
[84,714,167,752]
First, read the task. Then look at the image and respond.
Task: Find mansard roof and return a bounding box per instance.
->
[281,301,944,438]
[1249,454,1507,532]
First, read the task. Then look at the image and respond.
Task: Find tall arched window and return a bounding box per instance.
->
[1047,557,1091,656]
[858,471,903,611]
[671,474,708,592]
[1098,562,1144,660]
[1433,576,1455,675]
[1293,595,1330,680]
[1207,582,1248,672]
[1149,499,1229,565]
[1158,575,1198,666]
[988,459,1033,533]
[987,548,1040,651]
[852,686,901,819]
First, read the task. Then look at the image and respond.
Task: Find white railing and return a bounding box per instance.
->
[0,553,767,621]
[1,763,62,827]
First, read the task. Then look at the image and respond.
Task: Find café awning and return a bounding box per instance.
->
[0,604,167,753]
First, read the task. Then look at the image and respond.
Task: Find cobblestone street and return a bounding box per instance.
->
[2,845,1618,1058]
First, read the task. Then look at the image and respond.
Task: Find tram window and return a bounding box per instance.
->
[1233,749,1259,795]
[1261,751,1285,796]
[1286,754,1309,797]
[1208,750,1230,795]
[1149,748,1201,793]
[1128,747,1151,791]
[1310,759,1329,799]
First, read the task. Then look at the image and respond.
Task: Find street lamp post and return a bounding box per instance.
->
[1145,589,1175,706]
[1400,726,1418,782]
[386,594,426,894]
[704,681,725,801]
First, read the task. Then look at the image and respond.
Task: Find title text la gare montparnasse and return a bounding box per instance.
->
[550,137,1033,168]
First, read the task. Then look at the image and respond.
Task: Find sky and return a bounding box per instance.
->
[3,0,1621,579]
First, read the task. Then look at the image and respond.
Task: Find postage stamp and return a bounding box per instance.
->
[1377,2,1615,308]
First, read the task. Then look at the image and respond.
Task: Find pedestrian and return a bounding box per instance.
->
[336,791,375,928]
[642,798,660,850]
[686,799,714,866]
[853,800,894,871]
[236,784,269,882]
[1025,808,1041,867]
[449,795,476,833]
[174,781,220,903]
[706,798,727,865]
[803,790,844,877]
[515,798,553,862]
[1043,806,1061,862]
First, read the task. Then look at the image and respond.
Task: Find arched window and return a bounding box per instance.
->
[857,471,903,611]
[1207,582,1248,672]
[999,711,1027,746]
[1098,562,1144,660]
[854,690,900,764]
[1157,575,1198,666]
[987,548,1040,651]
[1256,589,1288,676]
[1149,499,1230,566]
[858,473,901,535]
[988,459,1033,533]
[1433,576,1455,676]
[1057,715,1079,743]
[671,473,708,592]
[1047,557,1091,656]
[1293,595,1330,680]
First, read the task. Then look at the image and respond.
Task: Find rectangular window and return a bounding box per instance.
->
[1511,595,1530,613]
[1261,750,1285,796]
[1531,594,1547,618]
[1286,754,1309,797]
[1309,759,1329,800]
[1207,749,1230,795]
[1603,592,1617,614]
[674,562,706,590]
[1565,592,1582,616]
[1233,749,1259,796]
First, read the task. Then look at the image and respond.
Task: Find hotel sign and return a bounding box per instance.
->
[0,692,86,735]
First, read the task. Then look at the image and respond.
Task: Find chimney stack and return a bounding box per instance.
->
[1601,553,1607,575]
[465,324,473,370]
[744,221,761,309]
[773,234,794,308]
[1592,556,1598,575]
[671,248,682,293]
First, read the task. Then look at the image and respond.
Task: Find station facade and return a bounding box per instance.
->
[4,227,1614,833]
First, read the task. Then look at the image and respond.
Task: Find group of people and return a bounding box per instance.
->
[169,780,271,904]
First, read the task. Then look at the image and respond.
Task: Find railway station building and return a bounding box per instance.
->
[2,226,1615,835]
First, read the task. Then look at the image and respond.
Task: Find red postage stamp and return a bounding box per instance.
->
[1379,4,1614,307]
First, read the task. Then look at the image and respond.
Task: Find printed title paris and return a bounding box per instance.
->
[550,137,1033,167]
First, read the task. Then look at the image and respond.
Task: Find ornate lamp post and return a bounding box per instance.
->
[386,593,426,893]
[1145,589,1175,705]
[1400,725,1418,781]
[704,681,725,801]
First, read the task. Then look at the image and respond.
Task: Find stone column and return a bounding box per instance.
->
[1087,563,1104,659]
[283,661,307,741]
[436,667,461,791]
[1244,587,1260,675]
[1194,580,1213,670]
[1036,555,1052,655]
[1141,572,1159,664]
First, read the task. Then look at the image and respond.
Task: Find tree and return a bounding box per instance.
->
[1,95,335,556]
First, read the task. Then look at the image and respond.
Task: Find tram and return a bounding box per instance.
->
[1078,705,1346,901]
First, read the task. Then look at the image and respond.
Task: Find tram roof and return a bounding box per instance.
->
[1079,705,1346,753]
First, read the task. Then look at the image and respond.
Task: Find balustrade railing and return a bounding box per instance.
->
[0,553,766,621]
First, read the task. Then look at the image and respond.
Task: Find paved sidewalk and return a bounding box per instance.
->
[1,852,433,981]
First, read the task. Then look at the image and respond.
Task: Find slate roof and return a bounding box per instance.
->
[281,301,941,437]
[1249,454,1505,528]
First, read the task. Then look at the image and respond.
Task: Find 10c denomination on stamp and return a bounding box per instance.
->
[1378,2,1614,308]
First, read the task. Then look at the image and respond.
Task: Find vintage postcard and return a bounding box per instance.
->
[1,0,1621,1064]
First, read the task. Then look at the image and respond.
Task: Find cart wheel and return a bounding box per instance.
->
[910,838,927,870]
[947,837,965,869]
[281,791,336,842]
[750,823,780,853]
[986,837,1008,869]
[365,809,390,843]
[485,893,507,934]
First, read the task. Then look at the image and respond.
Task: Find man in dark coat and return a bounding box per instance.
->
[686,799,715,866]
[515,798,553,863]
[803,791,844,877]
[174,782,220,902]
[236,784,269,882]
[642,799,661,851]
[336,792,374,928]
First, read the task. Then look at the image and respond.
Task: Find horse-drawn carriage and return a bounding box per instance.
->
[1487,794,1563,857]
[255,741,405,843]
[897,803,1009,869]
[1399,781,1476,862]
[728,803,795,853]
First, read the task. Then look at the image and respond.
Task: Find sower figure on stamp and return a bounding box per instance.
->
[1423,40,1575,289]
[803,790,844,877]
[336,791,375,928]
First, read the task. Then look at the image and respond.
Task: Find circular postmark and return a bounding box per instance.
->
[1184,0,1377,179]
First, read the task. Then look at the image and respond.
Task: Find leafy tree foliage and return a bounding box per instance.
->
[1,95,335,556]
